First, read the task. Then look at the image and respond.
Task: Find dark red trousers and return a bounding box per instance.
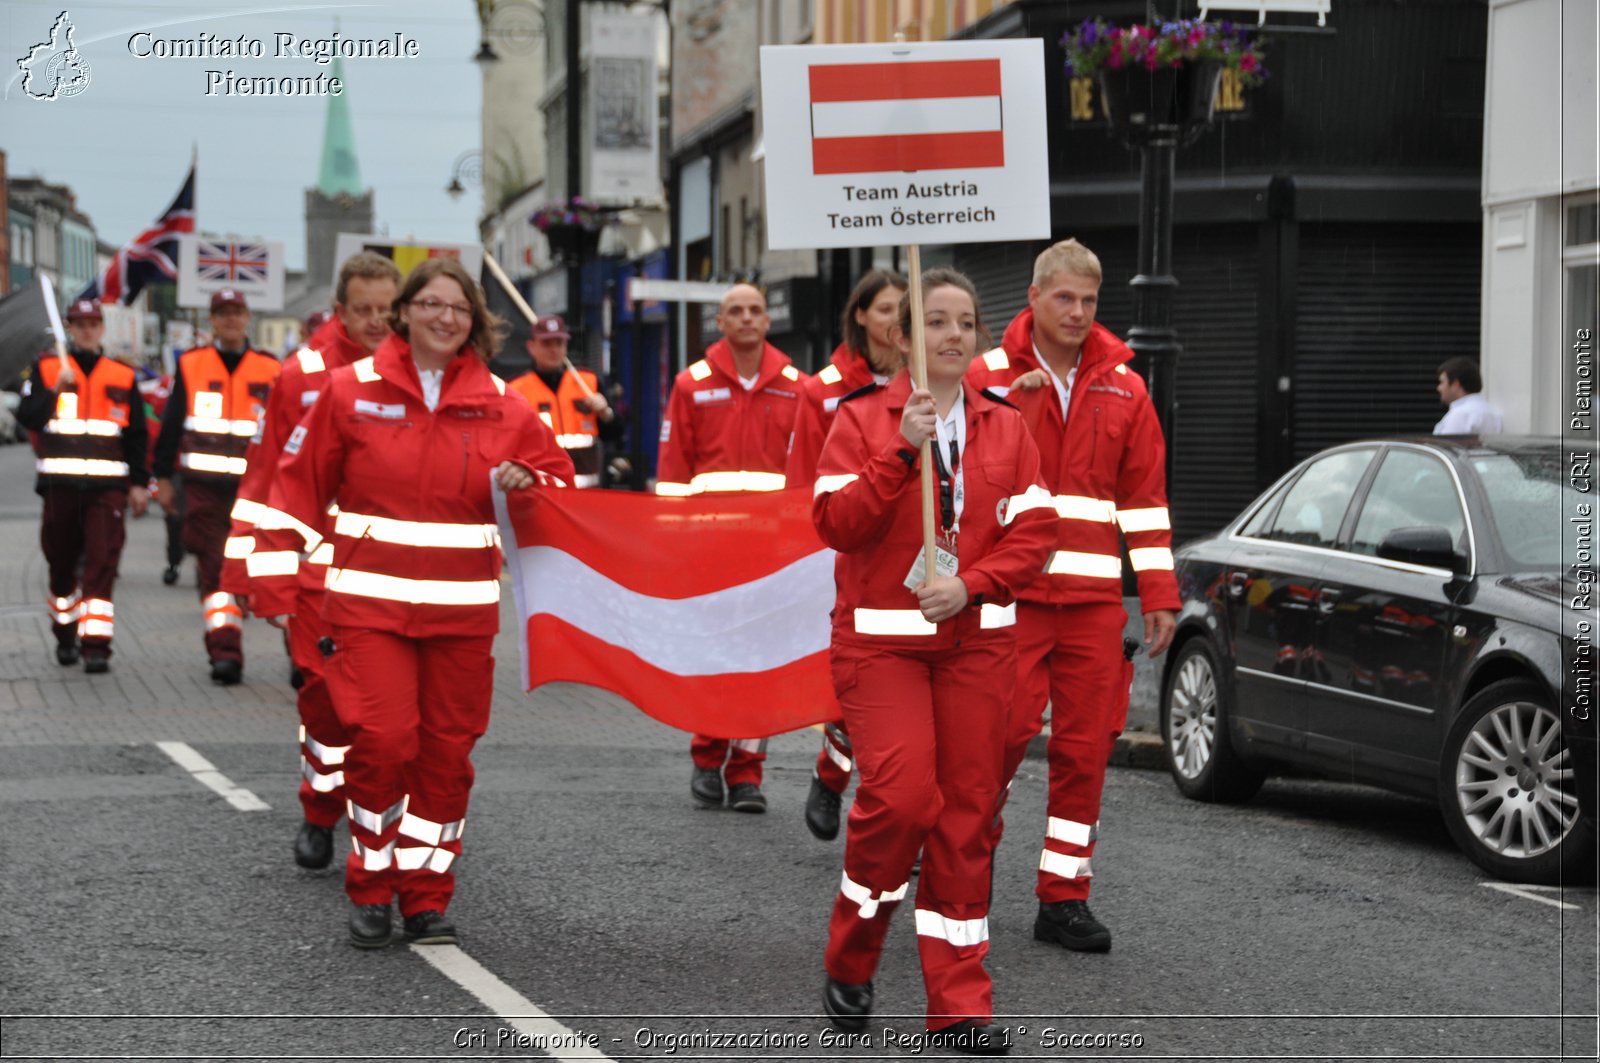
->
[183,479,242,663]
[1001,601,1133,904]
[41,486,128,657]
[823,639,1011,1029]
[323,625,494,917]
[690,734,765,787]
[290,593,349,828]
[814,721,854,794]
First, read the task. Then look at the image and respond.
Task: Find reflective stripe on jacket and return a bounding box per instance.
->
[177,346,280,482]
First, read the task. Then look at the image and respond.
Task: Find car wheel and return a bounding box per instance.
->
[1439,678,1595,884]
[1161,637,1265,803]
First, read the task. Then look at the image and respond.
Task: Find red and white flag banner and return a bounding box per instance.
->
[495,487,841,739]
[809,58,1004,175]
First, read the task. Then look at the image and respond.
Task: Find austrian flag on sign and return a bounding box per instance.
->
[808,59,1005,175]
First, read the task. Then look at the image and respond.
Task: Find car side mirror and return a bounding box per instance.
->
[1377,526,1462,572]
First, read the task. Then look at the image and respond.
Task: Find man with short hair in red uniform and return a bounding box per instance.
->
[657,283,807,814]
[508,314,621,488]
[153,288,280,685]
[224,252,402,869]
[966,239,1179,954]
[17,299,151,673]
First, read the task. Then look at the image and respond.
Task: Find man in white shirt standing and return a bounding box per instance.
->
[1433,356,1504,434]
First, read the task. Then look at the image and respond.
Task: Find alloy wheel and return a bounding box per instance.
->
[1454,700,1578,859]
[1168,651,1217,781]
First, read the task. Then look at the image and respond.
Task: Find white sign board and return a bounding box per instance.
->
[760,40,1051,250]
[589,10,661,203]
[99,303,142,361]
[627,278,729,304]
[177,235,287,311]
[332,234,485,282]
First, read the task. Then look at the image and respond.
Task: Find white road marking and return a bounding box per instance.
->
[1480,881,1582,910]
[410,944,616,1060]
[155,741,270,812]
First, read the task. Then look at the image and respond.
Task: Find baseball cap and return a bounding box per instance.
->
[210,288,249,312]
[532,314,570,339]
[305,309,333,334]
[66,298,104,321]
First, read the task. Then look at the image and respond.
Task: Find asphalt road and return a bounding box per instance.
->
[0,439,1594,1062]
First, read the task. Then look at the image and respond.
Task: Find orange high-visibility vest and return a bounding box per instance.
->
[508,367,602,487]
[177,346,280,481]
[35,354,137,484]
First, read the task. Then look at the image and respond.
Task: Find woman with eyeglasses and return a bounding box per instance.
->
[810,269,1054,1055]
[261,257,573,949]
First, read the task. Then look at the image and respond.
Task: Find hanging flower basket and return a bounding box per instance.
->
[530,197,604,264]
[541,222,601,264]
[1098,60,1223,145]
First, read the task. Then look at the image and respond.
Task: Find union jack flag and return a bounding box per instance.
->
[196,240,270,285]
[77,164,195,305]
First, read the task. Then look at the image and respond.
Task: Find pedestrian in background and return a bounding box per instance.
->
[508,314,622,488]
[260,258,572,949]
[17,298,150,673]
[967,238,1180,954]
[657,283,807,814]
[1433,356,1504,434]
[813,269,1053,1054]
[152,288,280,685]
[786,268,907,842]
[226,251,402,872]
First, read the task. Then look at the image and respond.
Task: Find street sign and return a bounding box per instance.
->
[626,278,728,304]
[177,235,286,311]
[759,40,1051,250]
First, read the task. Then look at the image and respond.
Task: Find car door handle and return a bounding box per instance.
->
[1317,588,1341,614]
[1228,571,1249,598]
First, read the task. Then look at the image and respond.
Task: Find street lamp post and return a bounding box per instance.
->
[566,0,583,340]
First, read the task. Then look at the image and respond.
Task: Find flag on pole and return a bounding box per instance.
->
[808,58,1005,175]
[77,163,196,305]
[494,486,841,739]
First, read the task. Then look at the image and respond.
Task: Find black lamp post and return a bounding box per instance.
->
[566,0,583,340]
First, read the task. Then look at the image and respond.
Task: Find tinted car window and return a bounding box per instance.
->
[1261,449,1373,548]
[1472,450,1574,570]
[1238,479,1290,538]
[1350,448,1466,557]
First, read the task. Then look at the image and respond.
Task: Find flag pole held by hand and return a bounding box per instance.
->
[905,245,937,579]
[39,274,72,385]
[482,251,597,400]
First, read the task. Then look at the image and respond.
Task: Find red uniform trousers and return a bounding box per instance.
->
[289,592,349,828]
[323,625,494,917]
[824,640,1011,1029]
[41,486,128,657]
[690,735,765,787]
[813,721,854,794]
[182,480,243,664]
[1001,601,1133,904]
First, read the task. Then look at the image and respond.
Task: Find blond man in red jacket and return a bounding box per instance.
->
[966,239,1179,954]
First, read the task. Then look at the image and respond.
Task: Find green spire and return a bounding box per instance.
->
[317,56,363,197]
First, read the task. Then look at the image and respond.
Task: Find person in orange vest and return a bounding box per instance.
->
[657,283,807,813]
[786,268,907,841]
[507,314,621,488]
[152,288,281,685]
[16,298,151,673]
[966,239,1179,954]
[224,251,402,871]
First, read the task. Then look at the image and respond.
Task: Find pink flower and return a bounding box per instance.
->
[1145,51,1159,70]
[1240,53,1258,72]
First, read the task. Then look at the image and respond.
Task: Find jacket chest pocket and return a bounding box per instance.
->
[1086,398,1133,483]
[344,415,416,490]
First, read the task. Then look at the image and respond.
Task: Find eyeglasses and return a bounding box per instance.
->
[410,297,473,319]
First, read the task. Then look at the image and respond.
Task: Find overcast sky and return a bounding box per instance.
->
[2,0,485,271]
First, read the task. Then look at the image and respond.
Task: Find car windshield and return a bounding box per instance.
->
[1471,451,1581,570]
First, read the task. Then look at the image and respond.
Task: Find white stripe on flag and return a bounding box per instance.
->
[811,96,1001,139]
[511,545,834,678]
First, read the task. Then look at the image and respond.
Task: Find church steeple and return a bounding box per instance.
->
[317,56,363,198]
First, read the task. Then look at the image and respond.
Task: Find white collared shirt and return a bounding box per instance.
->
[1033,342,1077,420]
[934,390,967,526]
[1434,392,1503,434]
[418,368,444,411]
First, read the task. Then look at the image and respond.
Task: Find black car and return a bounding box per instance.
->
[1160,436,1595,884]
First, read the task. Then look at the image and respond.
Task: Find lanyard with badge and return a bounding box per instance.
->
[904,432,962,590]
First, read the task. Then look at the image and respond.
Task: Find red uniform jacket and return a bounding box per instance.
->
[255,336,574,637]
[222,316,368,599]
[965,310,1180,613]
[813,373,1055,652]
[656,339,805,494]
[784,343,887,486]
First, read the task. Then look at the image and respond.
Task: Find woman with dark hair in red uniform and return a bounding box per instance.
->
[260,257,573,948]
[811,269,1055,1055]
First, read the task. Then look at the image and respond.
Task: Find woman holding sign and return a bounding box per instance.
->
[810,269,1054,1054]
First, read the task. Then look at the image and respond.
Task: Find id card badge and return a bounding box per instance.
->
[902,533,959,591]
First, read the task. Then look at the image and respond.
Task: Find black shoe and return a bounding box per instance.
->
[691,767,724,808]
[293,821,334,870]
[56,643,80,666]
[727,782,767,814]
[289,667,305,690]
[82,653,110,674]
[925,1020,1011,1056]
[210,659,242,686]
[403,909,458,945]
[822,977,873,1032]
[348,902,392,949]
[161,565,180,586]
[1034,899,1112,952]
[804,775,843,839]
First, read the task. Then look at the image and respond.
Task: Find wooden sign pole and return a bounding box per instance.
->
[905,246,937,580]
